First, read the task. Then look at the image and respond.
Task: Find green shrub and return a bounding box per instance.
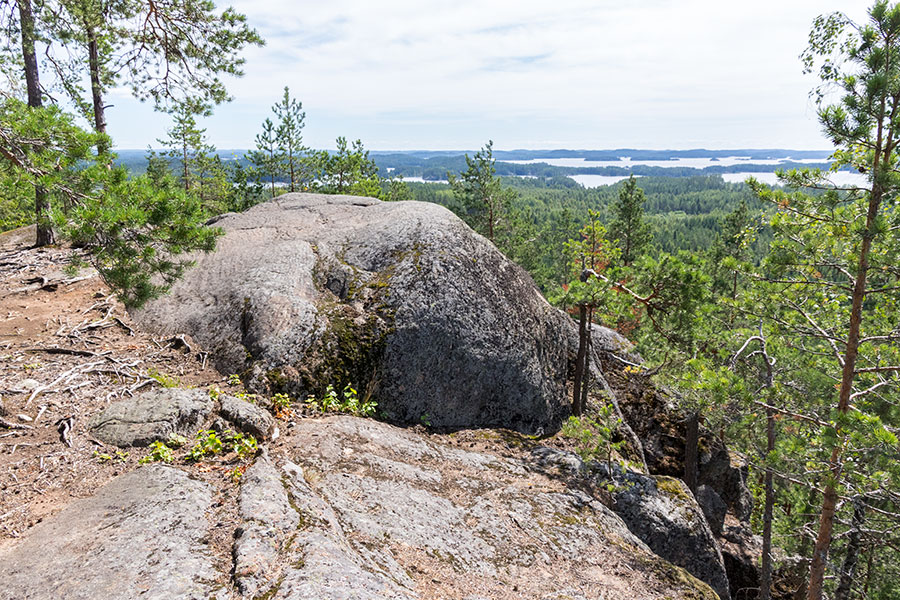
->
[561,404,625,466]
[187,429,259,462]
[305,383,377,417]
[139,441,175,464]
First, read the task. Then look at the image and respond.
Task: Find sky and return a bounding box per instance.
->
[105,0,876,151]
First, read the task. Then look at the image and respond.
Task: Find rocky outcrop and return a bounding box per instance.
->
[0,466,218,600]
[133,193,572,433]
[531,446,731,600]
[88,388,214,447]
[696,484,728,537]
[89,388,277,448]
[0,415,719,600]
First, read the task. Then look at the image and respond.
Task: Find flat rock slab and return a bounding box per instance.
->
[0,465,218,600]
[533,447,731,600]
[89,388,214,447]
[244,416,718,600]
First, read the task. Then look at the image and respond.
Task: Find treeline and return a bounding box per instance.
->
[370,152,836,181]
[403,173,771,291]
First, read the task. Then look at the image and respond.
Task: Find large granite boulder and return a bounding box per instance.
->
[0,466,219,600]
[134,194,572,433]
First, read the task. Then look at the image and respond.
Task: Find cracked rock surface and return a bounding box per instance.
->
[232,416,719,600]
[0,465,218,600]
[88,388,214,447]
[0,416,720,600]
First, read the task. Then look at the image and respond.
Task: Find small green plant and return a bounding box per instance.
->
[208,386,223,401]
[420,413,432,427]
[227,373,242,386]
[187,430,225,461]
[230,432,259,459]
[561,404,626,467]
[272,392,292,418]
[228,467,244,484]
[187,429,258,462]
[234,391,258,404]
[139,441,175,464]
[147,367,180,388]
[63,255,89,278]
[93,451,113,462]
[166,433,189,448]
[305,384,377,417]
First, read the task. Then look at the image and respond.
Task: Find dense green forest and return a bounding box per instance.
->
[2,1,900,599]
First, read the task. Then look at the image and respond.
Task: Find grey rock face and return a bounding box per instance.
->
[233,457,299,598]
[699,444,754,522]
[531,446,731,600]
[696,484,728,537]
[88,388,214,447]
[220,394,275,440]
[591,323,642,363]
[0,466,217,600]
[235,416,716,600]
[134,193,571,433]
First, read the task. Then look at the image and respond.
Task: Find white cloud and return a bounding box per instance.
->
[110,0,874,150]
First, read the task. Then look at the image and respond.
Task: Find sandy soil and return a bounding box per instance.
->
[0,227,232,541]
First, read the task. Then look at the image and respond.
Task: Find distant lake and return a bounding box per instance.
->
[403,176,447,184]
[400,170,869,189]
[569,174,637,187]
[722,171,869,187]
[501,156,831,169]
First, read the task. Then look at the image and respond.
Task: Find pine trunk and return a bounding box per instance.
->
[18,0,54,246]
[572,304,587,416]
[807,165,882,600]
[834,498,865,600]
[579,306,593,413]
[760,407,775,600]
[86,25,109,155]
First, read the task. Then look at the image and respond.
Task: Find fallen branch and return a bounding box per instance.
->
[0,417,33,430]
[23,346,103,357]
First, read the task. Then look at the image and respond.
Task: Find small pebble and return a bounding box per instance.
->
[17,414,32,422]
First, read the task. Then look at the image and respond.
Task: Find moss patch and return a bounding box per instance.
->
[655,476,692,504]
[634,552,719,600]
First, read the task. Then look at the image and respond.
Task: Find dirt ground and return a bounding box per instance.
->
[0,227,235,541]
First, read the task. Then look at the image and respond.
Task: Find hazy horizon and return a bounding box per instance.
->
[100,1,872,152]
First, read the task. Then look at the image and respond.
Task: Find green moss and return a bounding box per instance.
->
[282,479,312,530]
[634,552,719,600]
[554,512,581,526]
[266,368,290,391]
[656,476,692,504]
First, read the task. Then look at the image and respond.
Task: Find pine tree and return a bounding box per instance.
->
[447,140,517,244]
[272,86,309,192]
[751,4,900,596]
[608,175,652,266]
[41,0,263,148]
[248,118,281,198]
